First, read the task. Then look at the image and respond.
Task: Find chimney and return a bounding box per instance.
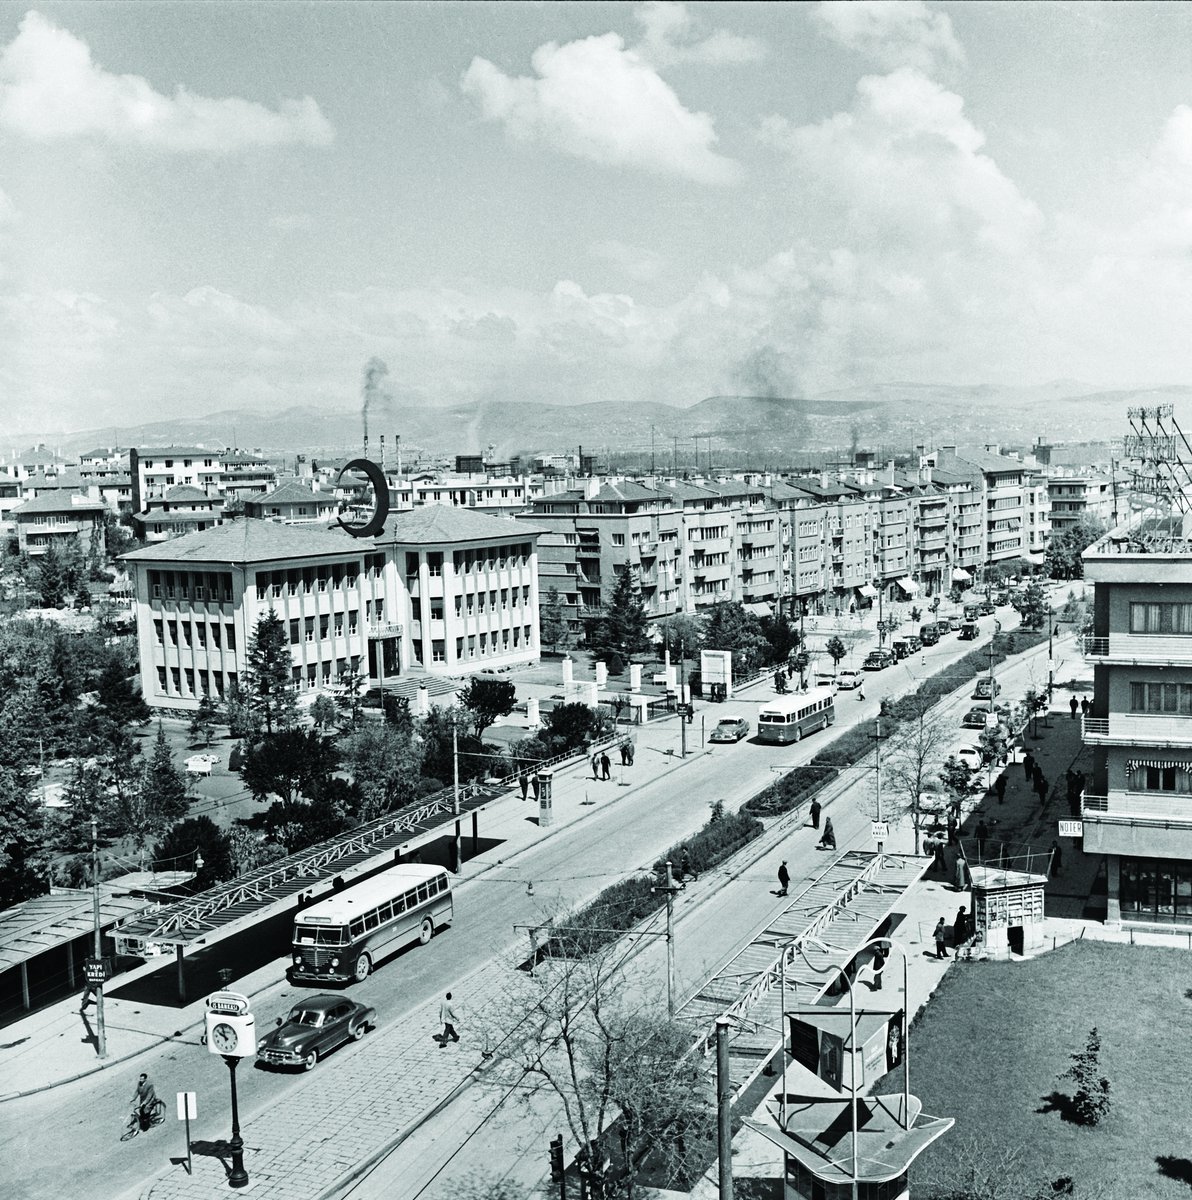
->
[380,434,386,469]
[585,476,600,501]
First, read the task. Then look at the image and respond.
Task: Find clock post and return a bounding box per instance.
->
[204,991,255,1189]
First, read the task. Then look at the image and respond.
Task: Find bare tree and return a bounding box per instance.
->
[482,917,713,1196]
[881,698,954,853]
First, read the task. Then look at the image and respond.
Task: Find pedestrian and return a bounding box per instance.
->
[627,742,635,765]
[681,850,695,884]
[620,741,628,766]
[777,860,791,896]
[871,943,887,991]
[976,818,988,856]
[954,905,969,947]
[955,852,970,892]
[995,774,1007,804]
[1081,696,1091,716]
[1049,839,1063,877]
[591,752,600,780]
[1069,696,1079,719]
[809,797,822,830]
[1022,751,1034,781]
[933,918,950,959]
[439,992,461,1046]
[79,980,97,1013]
[519,774,530,802]
[1034,772,1048,802]
[946,813,958,846]
[933,839,948,876]
[600,752,611,781]
[858,682,866,701]
[819,818,836,850]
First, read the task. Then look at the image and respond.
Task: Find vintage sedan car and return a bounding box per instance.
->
[960,708,993,729]
[257,994,376,1071]
[709,717,750,743]
[972,678,1001,700]
[863,648,895,670]
[954,746,983,773]
[836,668,864,690]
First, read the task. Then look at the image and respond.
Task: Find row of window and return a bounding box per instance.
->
[254,561,376,597]
[149,570,235,603]
[1130,602,1192,635]
[443,544,534,575]
[154,620,237,651]
[156,666,236,697]
[1129,681,1192,714]
[288,613,362,642]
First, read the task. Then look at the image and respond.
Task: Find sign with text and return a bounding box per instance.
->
[1058,820,1083,838]
[871,822,890,841]
[206,990,250,1016]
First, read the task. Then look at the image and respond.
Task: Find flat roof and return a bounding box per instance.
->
[0,888,154,973]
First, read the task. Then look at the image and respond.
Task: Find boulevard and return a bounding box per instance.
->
[0,595,1070,1200]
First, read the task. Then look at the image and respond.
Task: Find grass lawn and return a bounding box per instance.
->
[878,940,1192,1197]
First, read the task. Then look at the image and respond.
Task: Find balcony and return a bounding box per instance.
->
[1081,633,1192,666]
[1083,791,1192,826]
[1082,714,1192,748]
[368,621,404,640]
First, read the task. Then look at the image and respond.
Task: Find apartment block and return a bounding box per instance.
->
[1048,474,1116,533]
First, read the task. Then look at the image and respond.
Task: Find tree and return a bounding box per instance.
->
[335,665,368,731]
[702,601,770,676]
[826,635,847,676]
[36,543,66,608]
[1045,515,1106,581]
[1057,1026,1111,1127]
[418,706,487,785]
[153,816,234,889]
[940,755,975,805]
[188,695,221,746]
[883,700,954,853]
[224,680,256,739]
[760,610,799,664]
[93,656,151,731]
[543,701,601,751]
[53,758,108,860]
[310,693,338,732]
[590,568,651,660]
[242,609,298,734]
[343,722,424,821]
[1014,580,1049,631]
[239,729,340,821]
[482,923,713,1196]
[0,767,47,907]
[540,586,568,653]
[142,723,191,825]
[459,676,517,739]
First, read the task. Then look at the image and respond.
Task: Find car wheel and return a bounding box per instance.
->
[419,917,434,945]
[303,1049,318,1071]
[353,954,371,982]
[352,1022,367,1041]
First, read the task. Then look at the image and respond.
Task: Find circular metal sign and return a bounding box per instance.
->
[335,457,389,538]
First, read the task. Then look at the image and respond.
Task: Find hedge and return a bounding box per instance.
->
[742,764,839,818]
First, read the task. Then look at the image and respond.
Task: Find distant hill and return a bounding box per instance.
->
[32,382,1192,463]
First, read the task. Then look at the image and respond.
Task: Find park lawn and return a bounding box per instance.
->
[883,940,1192,1198]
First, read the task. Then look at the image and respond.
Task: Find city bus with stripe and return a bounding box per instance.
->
[290,864,453,985]
[756,688,836,745]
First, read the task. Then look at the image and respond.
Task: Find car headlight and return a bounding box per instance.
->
[330,957,339,967]
[258,1038,267,1050]
[293,954,301,964]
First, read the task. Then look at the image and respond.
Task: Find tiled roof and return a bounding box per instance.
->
[138,511,223,526]
[256,479,332,506]
[26,470,86,490]
[383,506,546,544]
[134,446,221,459]
[122,518,358,564]
[944,449,1025,476]
[163,485,213,502]
[11,492,106,515]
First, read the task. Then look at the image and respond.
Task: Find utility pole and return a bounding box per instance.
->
[875,713,884,855]
[715,1017,734,1200]
[652,861,681,1018]
[673,436,679,477]
[651,424,656,477]
[91,817,107,1058]
[678,636,688,758]
[452,718,462,873]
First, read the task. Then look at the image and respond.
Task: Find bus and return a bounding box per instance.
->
[291,863,453,985]
[756,687,836,745]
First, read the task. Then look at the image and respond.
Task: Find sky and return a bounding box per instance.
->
[5,1,1192,436]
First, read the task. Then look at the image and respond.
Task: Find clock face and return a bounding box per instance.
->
[211,1022,239,1053]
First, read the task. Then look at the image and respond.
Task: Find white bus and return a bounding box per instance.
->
[291,863,453,985]
[756,687,836,745]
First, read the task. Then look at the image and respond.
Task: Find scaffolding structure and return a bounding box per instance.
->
[1121,405,1192,550]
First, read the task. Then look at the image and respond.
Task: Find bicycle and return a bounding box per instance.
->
[121,1097,166,1140]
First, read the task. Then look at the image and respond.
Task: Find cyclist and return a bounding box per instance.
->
[131,1073,158,1129]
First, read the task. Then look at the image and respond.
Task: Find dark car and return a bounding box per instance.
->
[891,639,910,661]
[963,604,980,621]
[905,634,923,652]
[864,648,895,670]
[961,707,991,729]
[709,717,750,743]
[919,623,940,646]
[973,678,1001,700]
[978,599,996,615]
[257,994,376,1071]
[993,591,1011,606]
[958,622,978,640]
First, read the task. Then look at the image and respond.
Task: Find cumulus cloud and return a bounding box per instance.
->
[763,68,1041,257]
[811,1,965,74]
[460,32,740,184]
[634,1,765,68]
[0,11,334,152]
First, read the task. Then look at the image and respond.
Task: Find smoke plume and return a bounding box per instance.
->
[361,357,394,446]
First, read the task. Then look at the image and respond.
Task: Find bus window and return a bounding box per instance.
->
[364,910,381,931]
[393,895,406,915]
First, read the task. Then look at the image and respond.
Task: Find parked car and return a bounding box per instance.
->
[257,994,376,1071]
[954,745,984,774]
[709,717,750,743]
[958,622,978,640]
[863,648,895,670]
[972,678,1001,700]
[836,668,864,690]
[947,615,962,631]
[905,634,923,652]
[978,599,996,615]
[963,604,980,621]
[993,590,1011,606]
[891,640,910,661]
[961,708,992,729]
[815,670,838,689]
[919,623,940,646]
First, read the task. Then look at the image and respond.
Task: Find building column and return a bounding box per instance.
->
[1104,854,1121,928]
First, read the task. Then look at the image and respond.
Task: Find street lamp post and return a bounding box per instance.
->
[90,817,106,1059]
[224,1055,249,1189]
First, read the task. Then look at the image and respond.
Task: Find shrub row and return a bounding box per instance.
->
[551,805,764,958]
[742,764,839,818]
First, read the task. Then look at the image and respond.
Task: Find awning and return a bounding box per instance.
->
[858,584,878,599]
[1125,758,1192,776]
[743,602,773,617]
[952,568,972,583]
[895,578,919,596]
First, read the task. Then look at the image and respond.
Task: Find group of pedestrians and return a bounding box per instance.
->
[1022,750,1049,804]
[591,751,612,780]
[1064,767,1086,817]
[932,905,972,959]
[1068,695,1092,719]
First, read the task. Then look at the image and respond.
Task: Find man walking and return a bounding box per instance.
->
[591,752,600,780]
[809,797,822,830]
[995,774,1007,804]
[777,860,791,897]
[1022,750,1034,781]
[439,992,460,1047]
[933,918,950,960]
[871,943,887,991]
[1069,695,1079,719]
[600,752,611,781]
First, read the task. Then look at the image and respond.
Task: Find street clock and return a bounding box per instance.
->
[204,991,256,1059]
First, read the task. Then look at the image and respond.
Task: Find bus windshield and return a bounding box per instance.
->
[294,924,347,946]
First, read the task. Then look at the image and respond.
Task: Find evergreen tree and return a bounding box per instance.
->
[0,766,47,907]
[37,543,66,608]
[310,693,338,732]
[539,586,568,653]
[335,665,367,730]
[242,609,298,734]
[239,728,339,819]
[224,680,256,738]
[143,723,191,825]
[154,817,234,889]
[188,694,221,746]
[459,677,517,739]
[94,655,151,731]
[591,568,651,659]
[702,601,770,675]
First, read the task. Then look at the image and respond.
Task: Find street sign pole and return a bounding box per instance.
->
[177,1092,197,1175]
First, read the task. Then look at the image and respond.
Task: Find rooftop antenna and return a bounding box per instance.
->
[1124,404,1192,549]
